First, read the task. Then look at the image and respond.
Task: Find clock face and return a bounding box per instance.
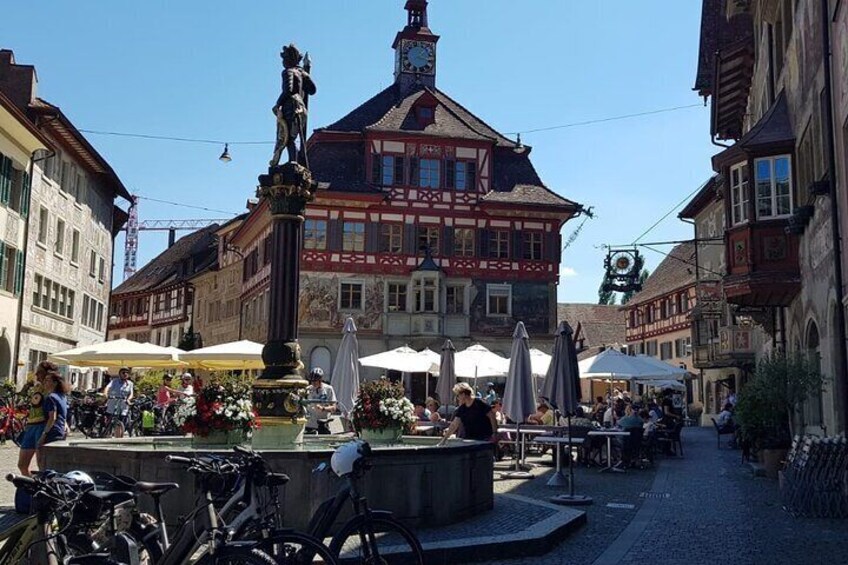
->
[402,40,435,74]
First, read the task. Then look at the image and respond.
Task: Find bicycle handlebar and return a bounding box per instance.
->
[165,455,193,466]
[7,473,36,488]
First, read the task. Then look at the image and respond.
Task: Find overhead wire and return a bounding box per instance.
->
[135,195,240,215]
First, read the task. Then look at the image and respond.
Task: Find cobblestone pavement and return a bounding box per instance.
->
[488,427,848,564]
[0,443,19,507]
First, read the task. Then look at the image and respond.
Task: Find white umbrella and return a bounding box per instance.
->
[578,349,669,381]
[179,340,264,370]
[454,344,509,383]
[359,346,439,374]
[639,379,686,391]
[435,339,456,405]
[529,348,552,378]
[50,339,185,368]
[632,355,692,380]
[331,318,360,419]
[501,322,538,479]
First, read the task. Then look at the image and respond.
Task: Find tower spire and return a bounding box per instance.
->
[393,0,439,90]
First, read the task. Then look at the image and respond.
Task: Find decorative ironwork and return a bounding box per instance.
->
[602,247,643,293]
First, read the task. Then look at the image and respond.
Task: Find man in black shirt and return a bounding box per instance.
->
[443,382,497,442]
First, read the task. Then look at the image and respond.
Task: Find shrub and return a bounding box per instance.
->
[173,373,257,437]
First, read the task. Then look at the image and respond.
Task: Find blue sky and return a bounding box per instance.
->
[2,1,716,304]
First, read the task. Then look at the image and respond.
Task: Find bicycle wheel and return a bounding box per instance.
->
[259,531,338,565]
[9,417,24,446]
[197,547,278,565]
[329,516,424,565]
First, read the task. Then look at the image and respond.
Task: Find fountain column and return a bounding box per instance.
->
[251,163,314,448]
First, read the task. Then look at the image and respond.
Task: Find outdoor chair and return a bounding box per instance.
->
[710,417,735,448]
[656,420,684,456]
[620,427,645,469]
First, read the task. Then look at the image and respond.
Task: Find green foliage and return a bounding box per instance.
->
[134,370,167,398]
[0,380,16,401]
[178,325,200,351]
[598,277,616,305]
[620,268,650,304]
[735,351,824,450]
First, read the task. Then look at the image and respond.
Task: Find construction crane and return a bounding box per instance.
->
[122,195,229,280]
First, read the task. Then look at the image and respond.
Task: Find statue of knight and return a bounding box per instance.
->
[270,44,316,168]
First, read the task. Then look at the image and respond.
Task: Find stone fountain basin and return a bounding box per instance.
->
[42,436,494,531]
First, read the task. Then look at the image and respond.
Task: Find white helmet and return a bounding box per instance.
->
[64,471,95,485]
[330,440,370,477]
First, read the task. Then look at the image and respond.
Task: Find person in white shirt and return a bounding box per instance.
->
[305,368,336,434]
[177,373,195,397]
[717,403,735,430]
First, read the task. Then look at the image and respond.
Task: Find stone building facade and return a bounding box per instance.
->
[694,0,848,434]
[0,89,50,382]
[0,50,129,389]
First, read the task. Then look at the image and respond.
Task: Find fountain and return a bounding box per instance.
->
[43,42,493,532]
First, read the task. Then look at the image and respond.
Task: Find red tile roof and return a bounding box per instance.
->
[625,243,697,306]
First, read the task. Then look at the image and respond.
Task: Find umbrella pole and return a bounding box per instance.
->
[499,421,534,480]
[549,412,593,506]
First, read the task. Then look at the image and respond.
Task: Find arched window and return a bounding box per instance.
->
[309,346,332,377]
[805,322,823,428]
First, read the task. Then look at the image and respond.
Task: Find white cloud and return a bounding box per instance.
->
[561,267,578,278]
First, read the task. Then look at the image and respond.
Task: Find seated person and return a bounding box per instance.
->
[413,403,431,422]
[425,397,444,423]
[717,402,736,431]
[617,405,644,430]
[527,402,555,426]
[648,401,663,423]
[603,404,616,427]
[640,409,656,436]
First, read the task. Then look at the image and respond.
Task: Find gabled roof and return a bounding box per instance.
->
[557,303,626,361]
[113,224,220,295]
[625,243,697,306]
[309,141,379,193]
[0,89,52,151]
[318,84,517,147]
[678,175,721,219]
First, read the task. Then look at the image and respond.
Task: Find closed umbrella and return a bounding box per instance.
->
[545,322,593,505]
[435,339,456,407]
[331,317,360,420]
[179,340,264,370]
[501,322,537,479]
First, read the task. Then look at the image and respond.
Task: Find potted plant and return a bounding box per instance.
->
[173,373,258,446]
[734,352,823,477]
[351,379,415,444]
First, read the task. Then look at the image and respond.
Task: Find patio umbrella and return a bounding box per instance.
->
[359,345,439,374]
[179,340,264,370]
[454,344,509,390]
[331,317,360,420]
[49,339,185,368]
[639,379,686,391]
[435,339,456,406]
[545,322,592,505]
[578,349,669,381]
[632,355,692,380]
[529,347,552,395]
[501,322,537,479]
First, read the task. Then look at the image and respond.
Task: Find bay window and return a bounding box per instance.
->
[755,155,792,219]
[729,162,749,225]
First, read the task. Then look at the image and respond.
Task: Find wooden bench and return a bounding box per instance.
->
[710,417,735,448]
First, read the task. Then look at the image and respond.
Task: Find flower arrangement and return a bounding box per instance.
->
[352,379,415,432]
[173,374,258,437]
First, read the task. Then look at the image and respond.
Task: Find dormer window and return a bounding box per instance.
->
[416,105,435,126]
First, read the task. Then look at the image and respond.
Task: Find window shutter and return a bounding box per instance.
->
[371,154,382,184]
[467,164,477,192]
[327,220,343,251]
[409,157,419,187]
[14,249,24,296]
[393,156,405,186]
[0,155,11,205]
[365,222,380,253]
[445,160,455,189]
[512,231,524,260]
[477,229,490,258]
[20,170,31,218]
[403,223,417,255]
[443,226,454,257]
[0,242,6,290]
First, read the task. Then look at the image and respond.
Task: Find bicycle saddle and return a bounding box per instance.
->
[133,481,180,496]
[267,473,290,487]
[85,490,135,505]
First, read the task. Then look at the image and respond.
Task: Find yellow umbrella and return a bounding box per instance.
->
[50,339,185,368]
[179,340,264,371]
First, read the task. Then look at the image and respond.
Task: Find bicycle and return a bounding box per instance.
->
[160,450,337,565]
[0,397,26,446]
[306,440,425,565]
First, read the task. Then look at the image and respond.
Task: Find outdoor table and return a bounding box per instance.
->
[498,426,557,468]
[587,430,630,473]
[534,436,585,486]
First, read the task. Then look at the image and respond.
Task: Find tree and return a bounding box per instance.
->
[598,277,616,305]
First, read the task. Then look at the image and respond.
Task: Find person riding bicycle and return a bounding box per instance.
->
[103,367,134,438]
[305,368,336,435]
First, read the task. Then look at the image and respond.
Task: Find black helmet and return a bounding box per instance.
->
[308,367,324,381]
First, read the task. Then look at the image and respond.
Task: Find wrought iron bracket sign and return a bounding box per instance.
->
[601,247,643,293]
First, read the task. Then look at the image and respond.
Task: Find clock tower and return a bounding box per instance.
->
[392,0,439,91]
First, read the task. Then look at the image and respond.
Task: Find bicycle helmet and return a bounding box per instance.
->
[64,470,95,485]
[330,440,370,477]
[308,367,324,382]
